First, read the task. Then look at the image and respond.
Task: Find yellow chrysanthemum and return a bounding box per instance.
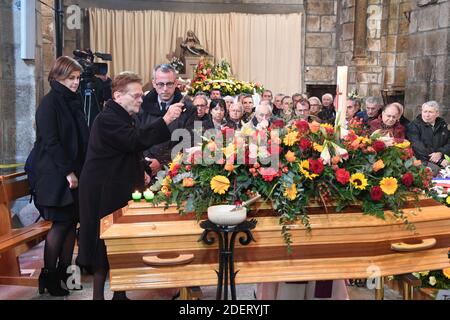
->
[298,160,319,180]
[313,143,324,153]
[447,196,450,205]
[284,184,297,201]
[283,131,299,146]
[210,175,230,195]
[380,177,398,195]
[350,173,368,190]
[395,140,411,149]
[443,268,450,279]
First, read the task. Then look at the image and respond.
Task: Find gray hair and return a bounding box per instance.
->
[383,102,403,115]
[193,95,208,106]
[308,96,322,106]
[230,102,244,112]
[422,100,440,112]
[255,102,273,114]
[152,63,176,79]
[322,93,333,101]
[365,96,382,106]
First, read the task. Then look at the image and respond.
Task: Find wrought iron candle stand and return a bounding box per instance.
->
[199,218,257,300]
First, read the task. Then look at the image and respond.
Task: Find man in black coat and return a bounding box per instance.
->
[77,72,182,300]
[407,101,450,176]
[138,64,196,177]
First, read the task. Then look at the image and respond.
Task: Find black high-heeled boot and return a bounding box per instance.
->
[38,268,70,296]
[57,265,83,290]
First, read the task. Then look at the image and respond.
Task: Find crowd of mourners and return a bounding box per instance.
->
[29,58,449,300]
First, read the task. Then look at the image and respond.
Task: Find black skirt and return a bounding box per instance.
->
[41,189,79,223]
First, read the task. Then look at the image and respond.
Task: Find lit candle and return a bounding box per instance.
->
[143,189,154,202]
[335,66,348,132]
[131,190,142,202]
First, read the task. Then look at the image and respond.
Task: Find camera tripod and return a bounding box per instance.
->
[80,81,101,127]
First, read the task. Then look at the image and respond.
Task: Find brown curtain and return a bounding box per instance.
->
[89,8,303,95]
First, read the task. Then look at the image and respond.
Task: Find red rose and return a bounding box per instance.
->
[299,138,312,151]
[271,119,285,129]
[373,140,386,153]
[370,186,383,201]
[402,172,414,187]
[309,158,324,175]
[295,120,310,134]
[335,168,350,185]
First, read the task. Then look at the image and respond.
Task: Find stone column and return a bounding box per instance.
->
[0,1,41,167]
[405,0,450,121]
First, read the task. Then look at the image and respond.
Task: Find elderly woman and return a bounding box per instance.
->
[308,96,322,116]
[318,93,335,124]
[225,102,244,130]
[369,102,405,140]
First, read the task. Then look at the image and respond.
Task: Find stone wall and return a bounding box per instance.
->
[304,0,338,85]
[0,0,42,166]
[405,0,450,119]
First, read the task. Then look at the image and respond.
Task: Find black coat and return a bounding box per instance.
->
[77,99,171,268]
[407,115,450,163]
[137,88,196,166]
[34,80,89,207]
[318,105,336,125]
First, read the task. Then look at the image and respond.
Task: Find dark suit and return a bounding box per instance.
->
[138,88,196,167]
[77,99,171,268]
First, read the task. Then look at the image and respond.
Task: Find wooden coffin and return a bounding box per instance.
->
[100,199,450,292]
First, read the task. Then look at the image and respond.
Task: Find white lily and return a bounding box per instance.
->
[320,143,331,165]
[429,276,437,286]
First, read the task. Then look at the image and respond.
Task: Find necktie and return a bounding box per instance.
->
[160,102,167,111]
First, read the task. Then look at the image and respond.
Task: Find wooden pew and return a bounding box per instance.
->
[0,172,51,286]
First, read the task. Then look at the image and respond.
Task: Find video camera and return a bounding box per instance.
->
[73,49,111,78]
[73,49,113,127]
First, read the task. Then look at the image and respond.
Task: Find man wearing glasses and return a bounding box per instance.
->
[193,95,209,122]
[138,64,196,178]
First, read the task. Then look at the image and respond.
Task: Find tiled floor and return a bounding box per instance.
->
[0,242,402,300]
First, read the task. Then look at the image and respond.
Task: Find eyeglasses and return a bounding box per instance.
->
[194,104,208,109]
[126,92,144,100]
[155,82,175,89]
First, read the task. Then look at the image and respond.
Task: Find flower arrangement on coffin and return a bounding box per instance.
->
[429,155,450,206]
[187,58,264,96]
[412,269,450,290]
[151,119,434,249]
